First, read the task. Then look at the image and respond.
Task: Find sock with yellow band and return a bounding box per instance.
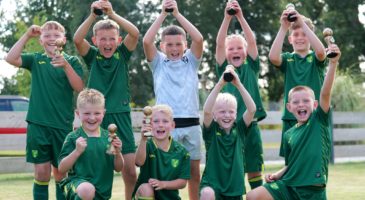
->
[33,180,49,200]
[56,181,65,200]
[137,196,154,200]
[249,176,263,189]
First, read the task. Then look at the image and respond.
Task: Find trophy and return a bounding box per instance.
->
[286,3,297,22]
[106,124,117,154]
[164,0,174,12]
[323,28,338,58]
[93,0,107,15]
[54,39,65,56]
[143,106,153,137]
[227,0,237,15]
[223,65,235,82]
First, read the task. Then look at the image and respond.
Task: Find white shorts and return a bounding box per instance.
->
[171,125,202,160]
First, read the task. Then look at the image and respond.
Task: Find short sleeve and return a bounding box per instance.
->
[20,53,35,70]
[82,46,98,70]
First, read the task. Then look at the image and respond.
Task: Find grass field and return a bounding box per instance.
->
[0,162,364,200]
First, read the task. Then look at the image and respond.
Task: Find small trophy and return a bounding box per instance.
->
[106,124,117,155]
[54,39,65,56]
[223,65,235,82]
[143,106,153,137]
[323,28,338,58]
[227,0,237,15]
[286,3,297,22]
[93,8,103,15]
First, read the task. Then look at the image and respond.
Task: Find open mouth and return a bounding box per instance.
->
[232,56,241,62]
[297,109,307,117]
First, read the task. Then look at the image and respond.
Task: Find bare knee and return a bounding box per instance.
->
[136,183,154,198]
[123,153,137,179]
[246,186,273,200]
[200,187,215,200]
[34,163,52,182]
[77,182,95,200]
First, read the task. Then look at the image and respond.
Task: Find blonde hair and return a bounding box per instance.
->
[289,16,314,33]
[288,86,315,102]
[152,104,174,120]
[77,88,105,109]
[214,93,237,111]
[93,19,120,36]
[225,34,248,49]
[41,21,65,34]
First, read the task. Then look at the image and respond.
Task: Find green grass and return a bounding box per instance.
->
[0,162,364,199]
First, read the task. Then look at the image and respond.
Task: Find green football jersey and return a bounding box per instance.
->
[278,51,325,120]
[59,128,115,199]
[134,137,191,200]
[83,44,132,113]
[282,107,331,186]
[201,119,248,196]
[21,52,83,130]
[216,57,266,121]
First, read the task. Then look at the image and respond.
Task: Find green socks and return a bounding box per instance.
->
[249,176,263,189]
[56,181,65,200]
[33,180,49,200]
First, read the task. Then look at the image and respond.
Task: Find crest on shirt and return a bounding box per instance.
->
[181,56,188,63]
[149,154,156,158]
[306,55,313,63]
[171,159,179,168]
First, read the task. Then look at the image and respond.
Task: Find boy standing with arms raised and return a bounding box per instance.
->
[5,21,84,200]
[215,0,266,189]
[200,67,256,199]
[73,1,139,199]
[143,0,203,199]
[269,6,327,157]
[247,45,340,200]
[59,88,124,200]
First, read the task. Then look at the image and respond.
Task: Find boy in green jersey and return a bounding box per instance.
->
[5,21,84,200]
[200,68,256,199]
[269,7,327,157]
[215,0,266,189]
[73,1,139,199]
[133,104,191,200]
[247,45,340,200]
[59,88,124,200]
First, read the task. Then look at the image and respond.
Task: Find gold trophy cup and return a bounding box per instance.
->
[106,124,117,155]
[323,28,338,58]
[286,3,297,22]
[143,106,153,137]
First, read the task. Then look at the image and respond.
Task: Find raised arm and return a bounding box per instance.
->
[111,137,124,172]
[215,3,233,65]
[296,12,326,61]
[5,25,41,67]
[135,121,151,166]
[320,44,340,113]
[203,77,226,127]
[73,8,96,56]
[171,0,203,59]
[230,69,256,126]
[143,12,167,62]
[234,0,258,59]
[103,1,139,51]
[268,10,291,67]
[58,137,87,174]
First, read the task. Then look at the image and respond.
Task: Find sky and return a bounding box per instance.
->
[0,1,365,80]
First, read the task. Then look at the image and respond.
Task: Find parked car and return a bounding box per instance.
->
[0,95,29,111]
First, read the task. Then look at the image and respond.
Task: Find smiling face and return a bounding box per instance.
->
[225,36,247,67]
[151,110,175,141]
[39,28,66,57]
[213,93,237,133]
[77,103,105,135]
[92,28,122,58]
[287,88,318,125]
[160,34,187,61]
[288,28,311,54]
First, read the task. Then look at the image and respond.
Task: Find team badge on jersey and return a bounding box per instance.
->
[171,159,179,168]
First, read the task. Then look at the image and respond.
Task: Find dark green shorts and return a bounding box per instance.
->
[26,122,70,167]
[264,180,326,200]
[60,178,86,200]
[102,112,136,154]
[244,122,264,172]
